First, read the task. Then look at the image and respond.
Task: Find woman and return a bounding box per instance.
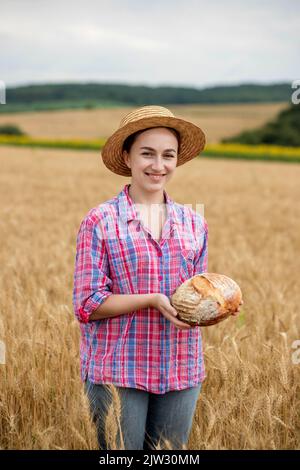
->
[72,105,241,450]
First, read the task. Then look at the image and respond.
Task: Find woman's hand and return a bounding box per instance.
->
[151,293,195,331]
[231,299,244,316]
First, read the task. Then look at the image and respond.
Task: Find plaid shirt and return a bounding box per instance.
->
[72,183,208,394]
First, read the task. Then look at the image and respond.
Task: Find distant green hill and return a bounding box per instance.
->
[0,82,292,113]
[222,104,300,147]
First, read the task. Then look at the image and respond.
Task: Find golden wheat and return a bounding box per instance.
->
[0,102,287,143]
[0,145,299,449]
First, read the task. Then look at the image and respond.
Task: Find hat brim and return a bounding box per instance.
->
[100,115,206,176]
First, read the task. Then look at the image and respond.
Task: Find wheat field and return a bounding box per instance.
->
[0,102,287,143]
[0,144,299,450]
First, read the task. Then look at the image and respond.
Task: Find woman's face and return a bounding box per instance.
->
[123,127,178,191]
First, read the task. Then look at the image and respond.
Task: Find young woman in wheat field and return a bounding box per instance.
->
[72,105,242,450]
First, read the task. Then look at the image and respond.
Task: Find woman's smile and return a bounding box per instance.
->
[144,172,166,182]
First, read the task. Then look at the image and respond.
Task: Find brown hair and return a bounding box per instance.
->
[122,126,180,154]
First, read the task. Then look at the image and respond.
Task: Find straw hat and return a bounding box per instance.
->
[100,105,206,176]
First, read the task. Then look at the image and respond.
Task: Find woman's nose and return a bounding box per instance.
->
[151,157,165,171]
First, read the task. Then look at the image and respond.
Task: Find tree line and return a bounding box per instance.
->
[5,82,292,106]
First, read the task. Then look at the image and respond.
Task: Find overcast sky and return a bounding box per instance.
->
[1,0,299,89]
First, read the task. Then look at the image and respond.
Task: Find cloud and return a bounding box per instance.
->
[1,0,299,87]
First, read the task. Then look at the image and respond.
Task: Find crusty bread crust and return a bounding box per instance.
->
[170,273,242,326]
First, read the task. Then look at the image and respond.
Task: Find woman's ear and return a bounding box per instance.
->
[123,150,131,169]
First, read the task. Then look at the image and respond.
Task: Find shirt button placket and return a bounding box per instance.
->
[157,249,163,287]
[158,248,164,383]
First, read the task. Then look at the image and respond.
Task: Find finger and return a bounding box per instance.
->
[163,308,192,328]
[178,321,193,329]
[164,309,186,325]
[166,306,177,317]
[177,324,192,330]
[162,306,177,318]
[173,317,192,329]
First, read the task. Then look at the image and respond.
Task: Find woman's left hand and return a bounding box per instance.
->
[231,299,244,316]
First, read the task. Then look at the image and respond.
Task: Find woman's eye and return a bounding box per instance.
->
[141,152,174,158]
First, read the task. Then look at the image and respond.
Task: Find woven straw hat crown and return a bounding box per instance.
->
[100,105,206,176]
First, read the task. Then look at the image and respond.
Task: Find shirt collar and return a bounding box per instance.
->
[118,183,179,227]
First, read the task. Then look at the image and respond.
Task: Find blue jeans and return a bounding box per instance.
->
[84,378,202,450]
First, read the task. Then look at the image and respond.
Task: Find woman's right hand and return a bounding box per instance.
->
[151,293,194,331]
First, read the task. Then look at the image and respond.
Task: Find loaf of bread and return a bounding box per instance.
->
[170,273,242,326]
